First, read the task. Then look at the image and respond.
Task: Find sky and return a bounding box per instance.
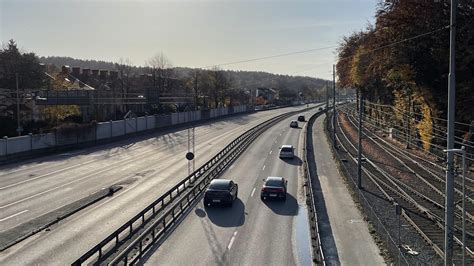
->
[1,0,377,80]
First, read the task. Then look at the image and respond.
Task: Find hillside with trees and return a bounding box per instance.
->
[336,0,474,151]
[39,56,328,100]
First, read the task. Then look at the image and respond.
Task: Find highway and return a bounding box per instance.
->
[141,109,317,265]
[0,104,318,264]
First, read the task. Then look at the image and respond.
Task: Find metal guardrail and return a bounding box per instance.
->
[72,106,316,266]
[302,110,326,265]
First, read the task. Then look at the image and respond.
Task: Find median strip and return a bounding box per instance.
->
[0,185,121,251]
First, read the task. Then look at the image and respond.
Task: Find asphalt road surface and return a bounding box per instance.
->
[0,104,320,265]
[141,109,318,266]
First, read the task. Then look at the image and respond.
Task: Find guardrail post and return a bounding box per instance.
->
[139,241,143,257]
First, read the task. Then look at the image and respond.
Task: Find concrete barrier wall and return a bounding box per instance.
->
[146,116,155,129]
[32,133,55,150]
[112,121,125,137]
[156,115,171,128]
[137,117,147,131]
[0,139,5,156]
[97,122,112,140]
[6,136,30,154]
[125,118,137,134]
[0,105,249,157]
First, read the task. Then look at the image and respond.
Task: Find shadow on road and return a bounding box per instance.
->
[281,156,303,166]
[262,193,298,216]
[202,198,245,227]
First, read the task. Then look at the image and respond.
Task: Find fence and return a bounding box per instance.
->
[0,106,249,159]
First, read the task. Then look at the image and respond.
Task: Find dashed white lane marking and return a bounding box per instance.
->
[227,231,238,250]
[251,187,256,197]
[262,165,266,171]
[0,210,28,222]
[269,150,272,155]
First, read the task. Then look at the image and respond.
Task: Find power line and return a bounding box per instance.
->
[203,45,339,69]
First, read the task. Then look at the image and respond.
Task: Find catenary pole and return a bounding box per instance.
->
[357,93,363,189]
[445,0,457,264]
[326,80,329,110]
[332,64,336,146]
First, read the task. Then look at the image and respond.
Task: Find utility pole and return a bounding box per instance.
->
[406,92,411,149]
[445,0,457,264]
[325,81,328,107]
[358,93,363,189]
[15,73,23,136]
[332,64,336,146]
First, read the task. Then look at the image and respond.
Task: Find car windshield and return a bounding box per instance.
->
[281,147,292,152]
[265,179,283,187]
[209,181,230,190]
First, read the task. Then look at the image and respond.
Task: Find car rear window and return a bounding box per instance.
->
[265,179,283,187]
[209,181,230,190]
[281,147,293,152]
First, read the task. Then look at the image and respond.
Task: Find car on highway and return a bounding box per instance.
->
[297,115,305,122]
[261,176,287,201]
[204,179,238,206]
[290,120,298,128]
[319,107,324,111]
[279,145,294,159]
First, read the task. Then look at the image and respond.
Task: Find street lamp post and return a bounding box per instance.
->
[444,147,467,266]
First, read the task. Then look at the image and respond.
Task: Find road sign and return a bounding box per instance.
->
[186,152,194,161]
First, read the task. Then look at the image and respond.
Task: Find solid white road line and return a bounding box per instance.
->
[0,209,29,222]
[251,187,256,197]
[227,231,238,250]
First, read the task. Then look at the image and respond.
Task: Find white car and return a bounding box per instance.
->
[279,145,294,159]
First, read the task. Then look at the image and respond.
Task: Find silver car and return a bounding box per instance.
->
[279,145,294,159]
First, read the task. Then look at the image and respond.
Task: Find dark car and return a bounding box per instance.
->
[261,176,287,201]
[290,120,299,128]
[297,115,305,122]
[204,179,238,206]
[318,107,323,111]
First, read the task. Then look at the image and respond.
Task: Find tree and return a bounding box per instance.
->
[146,52,173,94]
[0,39,43,90]
[115,58,133,113]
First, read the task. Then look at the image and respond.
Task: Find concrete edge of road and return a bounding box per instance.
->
[0,185,122,252]
[301,111,327,265]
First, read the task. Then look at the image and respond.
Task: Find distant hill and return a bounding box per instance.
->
[39,56,329,94]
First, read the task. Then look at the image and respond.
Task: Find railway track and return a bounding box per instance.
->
[333,104,473,264]
[339,105,474,224]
